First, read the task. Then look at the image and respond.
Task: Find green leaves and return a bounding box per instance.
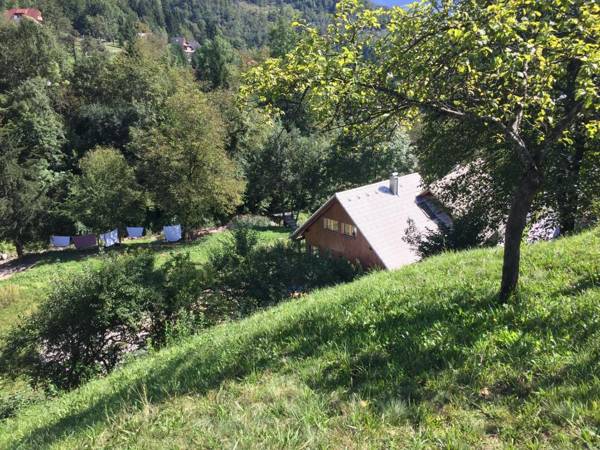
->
[245,0,599,144]
[67,147,144,233]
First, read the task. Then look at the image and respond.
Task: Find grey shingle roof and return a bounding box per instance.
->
[292,173,443,270]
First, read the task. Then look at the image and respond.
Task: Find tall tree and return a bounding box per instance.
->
[269,13,300,58]
[131,79,245,231]
[0,78,65,256]
[67,38,175,157]
[0,19,67,92]
[67,147,145,233]
[192,32,238,90]
[240,123,326,217]
[244,0,600,299]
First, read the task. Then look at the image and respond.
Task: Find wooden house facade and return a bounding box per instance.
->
[291,173,452,270]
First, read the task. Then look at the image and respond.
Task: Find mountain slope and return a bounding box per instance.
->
[1,228,599,448]
[0,0,337,47]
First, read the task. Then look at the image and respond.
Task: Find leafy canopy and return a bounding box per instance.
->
[244,0,599,151]
[67,147,145,233]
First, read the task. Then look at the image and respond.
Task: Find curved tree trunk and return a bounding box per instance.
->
[499,169,543,301]
[14,240,24,259]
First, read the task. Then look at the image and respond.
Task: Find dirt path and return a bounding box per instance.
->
[0,255,40,281]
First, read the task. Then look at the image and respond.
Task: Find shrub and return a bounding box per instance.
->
[0,381,46,420]
[404,209,497,258]
[150,253,205,346]
[205,226,362,314]
[230,215,275,228]
[0,252,202,389]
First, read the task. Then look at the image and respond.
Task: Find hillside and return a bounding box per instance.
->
[0,228,598,448]
[0,0,337,47]
[0,228,288,335]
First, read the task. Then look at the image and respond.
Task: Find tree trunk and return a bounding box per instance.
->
[14,240,24,259]
[499,168,543,301]
[557,132,585,234]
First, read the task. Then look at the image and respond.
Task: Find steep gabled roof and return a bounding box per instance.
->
[292,173,443,269]
[5,8,43,23]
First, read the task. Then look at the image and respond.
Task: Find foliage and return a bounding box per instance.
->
[416,113,600,240]
[236,110,417,217]
[229,215,274,228]
[192,33,238,90]
[67,147,145,233]
[404,208,498,259]
[268,12,301,58]
[0,229,598,448]
[0,78,65,256]
[151,253,205,346]
[68,39,175,156]
[0,380,45,420]
[131,79,245,229]
[0,251,203,389]
[543,125,600,232]
[0,0,337,49]
[206,226,362,313]
[240,124,326,216]
[244,0,600,298]
[0,20,67,92]
[0,227,288,337]
[325,127,417,192]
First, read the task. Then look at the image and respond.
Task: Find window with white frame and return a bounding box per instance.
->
[341,222,357,237]
[323,218,339,232]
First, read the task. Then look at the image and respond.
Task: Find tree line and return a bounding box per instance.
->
[0,0,338,47]
[0,13,413,256]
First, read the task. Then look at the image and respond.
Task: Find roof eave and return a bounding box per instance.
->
[290,195,337,240]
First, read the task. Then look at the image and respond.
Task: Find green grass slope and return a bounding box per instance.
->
[0,228,287,335]
[1,229,599,449]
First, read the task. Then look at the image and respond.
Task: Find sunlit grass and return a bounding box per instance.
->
[0,228,597,448]
[0,228,288,335]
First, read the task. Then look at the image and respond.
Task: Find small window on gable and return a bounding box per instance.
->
[341,222,357,237]
[323,218,339,232]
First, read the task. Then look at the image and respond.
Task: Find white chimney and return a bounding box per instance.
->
[390,172,399,195]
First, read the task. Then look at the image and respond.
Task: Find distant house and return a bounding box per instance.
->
[170,36,200,59]
[4,8,43,24]
[291,172,452,270]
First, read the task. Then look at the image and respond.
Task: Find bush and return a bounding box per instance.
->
[0,381,46,420]
[0,230,360,391]
[0,252,202,390]
[404,209,498,258]
[206,226,362,314]
[230,215,275,228]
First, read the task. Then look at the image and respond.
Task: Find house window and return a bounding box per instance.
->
[341,222,357,237]
[323,218,339,232]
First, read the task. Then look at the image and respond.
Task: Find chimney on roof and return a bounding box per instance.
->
[390,172,399,195]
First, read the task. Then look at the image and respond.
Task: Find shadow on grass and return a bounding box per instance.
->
[1,227,289,279]
[0,238,215,278]
[9,251,600,447]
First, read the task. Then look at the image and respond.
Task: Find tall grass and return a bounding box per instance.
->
[0,228,597,448]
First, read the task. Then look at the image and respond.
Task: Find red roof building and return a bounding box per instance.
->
[4,8,43,24]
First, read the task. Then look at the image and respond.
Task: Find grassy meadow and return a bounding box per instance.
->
[0,227,289,420]
[0,228,288,336]
[0,227,598,448]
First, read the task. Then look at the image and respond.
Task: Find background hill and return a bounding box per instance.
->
[0,0,338,47]
[1,228,598,448]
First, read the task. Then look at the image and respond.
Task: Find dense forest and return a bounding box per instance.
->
[0,0,413,257]
[0,0,339,46]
